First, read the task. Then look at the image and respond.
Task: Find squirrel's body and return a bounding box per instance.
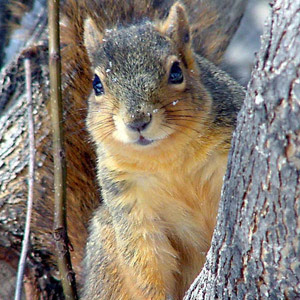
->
[85,137,228,299]
[58,1,245,299]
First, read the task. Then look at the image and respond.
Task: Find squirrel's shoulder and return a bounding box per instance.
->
[196,55,245,127]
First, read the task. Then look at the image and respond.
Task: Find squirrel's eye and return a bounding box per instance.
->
[168,62,183,84]
[93,74,104,96]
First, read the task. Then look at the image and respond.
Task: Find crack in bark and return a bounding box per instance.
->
[185,0,300,298]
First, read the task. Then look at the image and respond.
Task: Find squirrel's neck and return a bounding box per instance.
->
[95,125,230,210]
[97,125,228,174]
[98,139,228,249]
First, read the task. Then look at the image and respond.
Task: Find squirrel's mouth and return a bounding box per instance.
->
[136,135,153,146]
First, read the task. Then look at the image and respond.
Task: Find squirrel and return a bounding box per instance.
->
[59,0,246,299]
[8,0,245,298]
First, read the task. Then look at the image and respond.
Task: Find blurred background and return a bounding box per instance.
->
[0,0,269,86]
[223,0,269,86]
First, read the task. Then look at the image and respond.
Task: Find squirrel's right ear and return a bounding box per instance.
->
[84,18,103,64]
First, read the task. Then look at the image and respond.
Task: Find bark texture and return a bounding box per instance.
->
[0,45,65,298]
[185,0,300,299]
[0,0,247,298]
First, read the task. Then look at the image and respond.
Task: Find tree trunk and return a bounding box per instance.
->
[185,0,300,298]
[0,0,258,298]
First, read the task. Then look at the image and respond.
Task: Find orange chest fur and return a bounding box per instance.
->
[109,149,228,251]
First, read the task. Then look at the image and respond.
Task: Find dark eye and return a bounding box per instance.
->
[168,62,183,84]
[93,74,104,96]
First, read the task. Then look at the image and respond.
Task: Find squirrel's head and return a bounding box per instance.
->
[84,2,212,156]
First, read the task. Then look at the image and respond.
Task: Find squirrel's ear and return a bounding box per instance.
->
[84,18,103,64]
[159,2,191,54]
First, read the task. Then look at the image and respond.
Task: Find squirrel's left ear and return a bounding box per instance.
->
[159,2,192,59]
[84,17,103,65]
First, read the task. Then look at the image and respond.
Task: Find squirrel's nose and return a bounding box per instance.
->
[126,114,152,132]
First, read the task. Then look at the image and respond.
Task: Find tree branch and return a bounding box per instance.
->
[48,0,78,298]
[14,55,35,300]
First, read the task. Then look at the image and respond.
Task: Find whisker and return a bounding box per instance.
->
[159,97,187,110]
[89,116,114,123]
[75,108,89,111]
[159,100,177,110]
[97,129,114,142]
[166,114,201,119]
[168,108,200,113]
[89,117,114,125]
[157,125,170,137]
[89,122,115,132]
[88,108,115,114]
[166,115,203,120]
[162,123,195,140]
[72,118,111,128]
[166,121,202,135]
[166,118,201,124]
[88,123,113,131]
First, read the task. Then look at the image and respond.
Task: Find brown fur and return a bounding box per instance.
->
[76,1,245,299]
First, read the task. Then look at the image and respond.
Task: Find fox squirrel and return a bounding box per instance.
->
[56,0,244,300]
[60,0,246,299]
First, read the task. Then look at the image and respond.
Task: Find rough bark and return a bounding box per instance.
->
[0,45,65,299]
[185,0,300,299]
[0,0,247,298]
